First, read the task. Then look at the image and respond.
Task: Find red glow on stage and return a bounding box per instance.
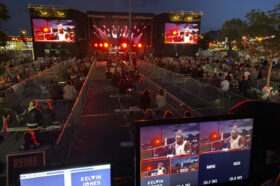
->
[42,27,49,33]
[172,30,178,36]
[210,132,219,141]
[137,43,142,48]
[151,137,162,147]
[104,42,109,48]
[99,43,103,47]
[94,43,98,47]
[146,165,153,171]
[122,43,128,48]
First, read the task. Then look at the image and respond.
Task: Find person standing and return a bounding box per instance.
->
[155,88,167,109]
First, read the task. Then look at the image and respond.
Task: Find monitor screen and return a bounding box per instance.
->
[20,164,111,186]
[164,23,199,44]
[32,19,76,43]
[137,117,254,186]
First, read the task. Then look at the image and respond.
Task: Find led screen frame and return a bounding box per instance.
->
[135,115,255,186]
[32,19,76,43]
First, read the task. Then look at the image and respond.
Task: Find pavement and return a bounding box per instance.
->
[68,62,134,178]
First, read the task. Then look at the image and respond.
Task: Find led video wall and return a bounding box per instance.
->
[32,19,76,43]
[164,23,199,44]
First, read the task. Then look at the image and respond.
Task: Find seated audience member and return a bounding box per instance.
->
[144,108,155,120]
[48,80,63,100]
[184,110,192,118]
[73,74,83,90]
[220,76,230,97]
[41,102,55,127]
[63,80,78,100]
[20,130,40,151]
[163,110,174,119]
[40,80,49,98]
[156,88,167,109]
[21,100,42,128]
[139,89,152,111]
[118,78,128,95]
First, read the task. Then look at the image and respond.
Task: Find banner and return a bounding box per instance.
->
[6,151,45,186]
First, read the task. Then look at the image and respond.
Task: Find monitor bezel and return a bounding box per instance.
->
[134,114,256,186]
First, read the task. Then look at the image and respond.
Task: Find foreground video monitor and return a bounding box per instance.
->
[164,23,199,44]
[32,19,76,43]
[136,116,254,186]
[20,164,111,186]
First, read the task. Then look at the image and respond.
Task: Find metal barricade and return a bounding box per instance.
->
[4,58,76,108]
[55,61,96,163]
[138,61,248,116]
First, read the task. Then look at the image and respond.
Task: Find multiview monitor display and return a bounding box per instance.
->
[164,23,199,44]
[32,19,76,43]
[137,117,254,186]
[20,164,111,186]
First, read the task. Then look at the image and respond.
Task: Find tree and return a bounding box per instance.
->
[218,18,248,50]
[0,3,10,48]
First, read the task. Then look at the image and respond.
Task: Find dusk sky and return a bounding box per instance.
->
[1,0,279,35]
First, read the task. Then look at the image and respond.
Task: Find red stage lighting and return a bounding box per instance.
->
[42,27,50,33]
[104,42,109,48]
[137,43,142,48]
[172,30,178,36]
[94,43,98,47]
[122,43,128,48]
[99,43,103,47]
[151,137,162,147]
[146,165,153,171]
[210,132,219,141]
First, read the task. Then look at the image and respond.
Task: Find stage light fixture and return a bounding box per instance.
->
[122,43,128,48]
[104,42,109,48]
[42,27,49,33]
[94,43,98,47]
[210,132,219,141]
[138,43,142,48]
[146,165,153,171]
[172,30,178,36]
[99,43,103,47]
[151,137,162,147]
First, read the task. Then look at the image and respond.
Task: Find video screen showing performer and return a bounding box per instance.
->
[140,159,170,178]
[140,123,200,161]
[32,19,76,43]
[171,156,199,174]
[199,119,253,154]
[164,23,199,44]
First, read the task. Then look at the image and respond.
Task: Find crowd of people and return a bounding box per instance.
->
[105,54,191,121]
[0,56,93,155]
[0,57,63,92]
[146,56,280,100]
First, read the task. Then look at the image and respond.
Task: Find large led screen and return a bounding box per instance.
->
[164,23,199,44]
[139,118,254,186]
[32,19,76,43]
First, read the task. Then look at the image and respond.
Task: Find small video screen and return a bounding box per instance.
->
[20,164,111,186]
[164,23,199,44]
[32,19,76,43]
[171,156,199,174]
[141,159,170,178]
[199,119,253,154]
[140,123,200,161]
[138,118,254,186]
